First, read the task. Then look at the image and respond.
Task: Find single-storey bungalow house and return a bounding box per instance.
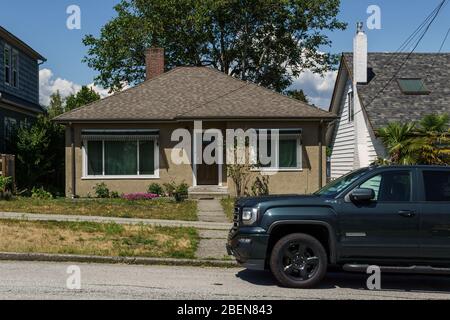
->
[327,24,450,179]
[54,48,336,198]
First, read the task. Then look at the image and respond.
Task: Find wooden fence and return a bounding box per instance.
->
[0,154,15,185]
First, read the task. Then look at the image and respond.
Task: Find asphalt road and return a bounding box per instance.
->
[1,261,450,300]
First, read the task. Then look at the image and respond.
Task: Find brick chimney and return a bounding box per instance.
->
[353,22,368,84]
[145,48,165,80]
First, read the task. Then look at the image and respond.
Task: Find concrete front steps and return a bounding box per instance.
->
[188,186,229,200]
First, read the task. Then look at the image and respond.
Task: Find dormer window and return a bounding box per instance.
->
[397,78,430,95]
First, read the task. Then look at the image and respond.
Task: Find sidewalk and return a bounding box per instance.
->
[0,211,231,230]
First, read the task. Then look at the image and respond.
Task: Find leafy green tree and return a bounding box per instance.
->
[14,116,65,194]
[65,86,101,112]
[47,91,65,118]
[83,0,346,92]
[285,89,309,103]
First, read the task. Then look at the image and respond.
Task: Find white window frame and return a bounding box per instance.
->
[252,131,303,173]
[82,137,160,180]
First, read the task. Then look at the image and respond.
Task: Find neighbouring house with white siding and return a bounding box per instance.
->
[327,23,450,180]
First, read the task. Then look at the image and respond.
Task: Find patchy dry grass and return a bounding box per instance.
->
[0,197,197,221]
[0,220,199,259]
[220,198,236,222]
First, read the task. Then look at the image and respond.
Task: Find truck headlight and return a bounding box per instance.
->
[242,207,259,225]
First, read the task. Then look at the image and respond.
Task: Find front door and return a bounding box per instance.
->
[196,140,219,185]
[420,169,450,260]
[339,169,421,260]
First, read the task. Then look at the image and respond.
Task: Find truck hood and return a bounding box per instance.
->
[236,194,324,208]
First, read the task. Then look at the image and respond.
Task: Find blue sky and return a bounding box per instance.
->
[1,0,449,107]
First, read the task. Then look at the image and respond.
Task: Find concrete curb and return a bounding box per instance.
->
[0,252,239,268]
[0,212,232,231]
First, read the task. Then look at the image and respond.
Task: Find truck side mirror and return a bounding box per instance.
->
[350,188,375,202]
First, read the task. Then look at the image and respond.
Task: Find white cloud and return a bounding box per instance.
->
[39,68,112,106]
[290,69,337,110]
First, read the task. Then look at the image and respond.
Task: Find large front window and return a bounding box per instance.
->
[83,130,159,178]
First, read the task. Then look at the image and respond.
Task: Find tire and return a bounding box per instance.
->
[270,233,328,288]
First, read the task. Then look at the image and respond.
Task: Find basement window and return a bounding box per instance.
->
[397,78,430,95]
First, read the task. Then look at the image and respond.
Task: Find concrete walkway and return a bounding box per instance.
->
[195,200,231,260]
[0,211,231,230]
[197,199,229,223]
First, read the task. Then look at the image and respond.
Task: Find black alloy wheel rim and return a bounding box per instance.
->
[280,241,320,281]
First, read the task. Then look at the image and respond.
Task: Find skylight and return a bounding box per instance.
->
[397,78,430,95]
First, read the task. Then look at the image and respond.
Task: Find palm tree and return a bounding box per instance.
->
[416,114,450,165]
[378,114,450,166]
[418,114,449,133]
[377,122,423,165]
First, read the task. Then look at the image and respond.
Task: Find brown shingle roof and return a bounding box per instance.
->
[54,67,335,122]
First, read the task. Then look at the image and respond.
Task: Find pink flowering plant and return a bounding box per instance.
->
[121,193,160,201]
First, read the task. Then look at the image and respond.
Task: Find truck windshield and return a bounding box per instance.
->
[315,168,369,197]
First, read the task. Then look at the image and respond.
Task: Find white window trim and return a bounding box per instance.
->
[82,138,160,180]
[252,133,303,172]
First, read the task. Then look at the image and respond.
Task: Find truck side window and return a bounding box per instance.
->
[423,171,450,202]
[359,171,411,202]
[360,175,382,200]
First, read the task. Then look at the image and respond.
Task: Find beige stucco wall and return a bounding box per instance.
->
[65,121,327,197]
[65,123,194,197]
[224,121,327,195]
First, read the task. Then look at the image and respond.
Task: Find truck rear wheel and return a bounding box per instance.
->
[270,233,327,288]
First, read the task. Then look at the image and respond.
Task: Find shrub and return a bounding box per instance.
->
[110,191,120,199]
[0,177,13,201]
[251,176,270,197]
[0,176,13,193]
[148,183,164,196]
[94,183,110,198]
[163,181,189,202]
[163,182,176,197]
[175,182,189,202]
[121,193,160,201]
[31,187,53,200]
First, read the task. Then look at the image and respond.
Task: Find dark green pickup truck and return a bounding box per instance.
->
[227,165,450,288]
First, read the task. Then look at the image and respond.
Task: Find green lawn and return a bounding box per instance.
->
[0,197,198,221]
[220,197,236,222]
[0,220,199,259]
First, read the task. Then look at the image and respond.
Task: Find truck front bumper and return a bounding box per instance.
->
[226,227,269,271]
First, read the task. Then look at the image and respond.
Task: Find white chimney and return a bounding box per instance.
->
[353,22,368,84]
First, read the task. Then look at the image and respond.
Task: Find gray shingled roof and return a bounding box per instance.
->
[54,67,335,123]
[342,52,450,131]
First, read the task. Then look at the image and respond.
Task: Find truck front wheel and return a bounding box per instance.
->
[270,233,327,288]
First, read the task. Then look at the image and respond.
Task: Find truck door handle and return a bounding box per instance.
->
[398,210,416,218]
